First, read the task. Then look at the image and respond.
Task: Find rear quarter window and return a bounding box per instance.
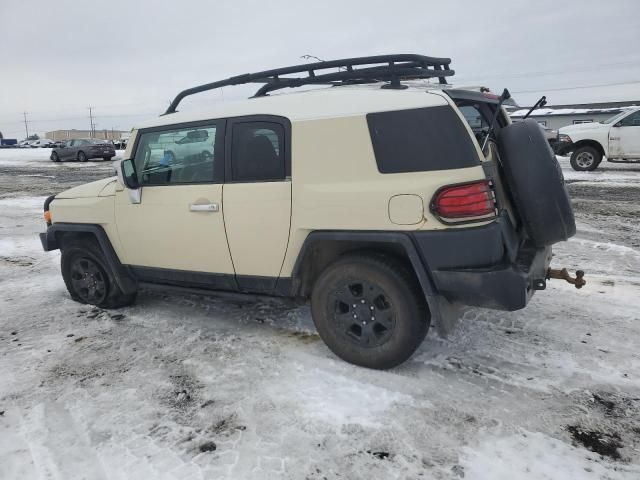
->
[366,106,480,173]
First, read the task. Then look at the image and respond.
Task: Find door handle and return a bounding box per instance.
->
[190,203,219,212]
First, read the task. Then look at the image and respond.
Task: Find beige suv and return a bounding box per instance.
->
[39,55,579,369]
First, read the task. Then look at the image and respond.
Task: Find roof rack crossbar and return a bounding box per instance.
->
[164,54,454,114]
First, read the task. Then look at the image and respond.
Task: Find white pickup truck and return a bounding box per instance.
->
[557,107,640,171]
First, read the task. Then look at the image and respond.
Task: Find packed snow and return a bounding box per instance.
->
[1,149,639,479]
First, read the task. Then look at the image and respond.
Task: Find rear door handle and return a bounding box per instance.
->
[190,203,219,212]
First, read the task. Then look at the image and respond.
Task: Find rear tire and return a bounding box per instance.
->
[311,254,429,369]
[61,238,136,309]
[77,151,87,162]
[570,146,602,171]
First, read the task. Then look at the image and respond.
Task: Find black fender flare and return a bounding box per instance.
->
[42,223,137,294]
[283,231,451,326]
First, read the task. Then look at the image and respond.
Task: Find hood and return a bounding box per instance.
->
[559,122,605,134]
[55,177,118,199]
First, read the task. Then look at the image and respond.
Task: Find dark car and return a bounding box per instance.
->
[50,138,116,162]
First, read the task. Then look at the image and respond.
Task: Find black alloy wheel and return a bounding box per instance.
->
[69,256,108,304]
[328,279,396,348]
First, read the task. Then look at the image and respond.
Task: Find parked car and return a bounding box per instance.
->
[536,124,559,150]
[50,138,116,162]
[52,141,66,148]
[18,140,36,148]
[111,139,128,149]
[30,138,55,148]
[556,107,640,170]
[38,55,579,369]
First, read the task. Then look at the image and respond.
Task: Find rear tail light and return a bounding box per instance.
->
[431,180,496,223]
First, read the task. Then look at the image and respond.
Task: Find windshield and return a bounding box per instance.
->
[600,110,631,124]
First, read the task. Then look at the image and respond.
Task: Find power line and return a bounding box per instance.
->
[457,58,640,84]
[511,80,640,94]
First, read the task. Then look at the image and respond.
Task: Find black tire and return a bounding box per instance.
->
[311,254,429,370]
[570,146,602,171]
[103,156,114,161]
[497,119,576,247]
[61,238,136,309]
[77,151,87,162]
[51,152,60,162]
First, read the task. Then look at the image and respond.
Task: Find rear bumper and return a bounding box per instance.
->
[411,215,552,311]
[89,151,115,158]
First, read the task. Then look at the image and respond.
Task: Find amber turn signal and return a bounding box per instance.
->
[44,210,52,224]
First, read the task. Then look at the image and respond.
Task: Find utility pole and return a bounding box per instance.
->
[88,106,95,138]
[23,112,30,139]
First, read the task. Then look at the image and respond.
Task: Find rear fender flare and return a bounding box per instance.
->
[283,231,448,324]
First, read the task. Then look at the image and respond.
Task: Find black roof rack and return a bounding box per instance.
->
[164,54,454,115]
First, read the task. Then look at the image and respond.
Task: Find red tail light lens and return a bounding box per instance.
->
[431,180,496,221]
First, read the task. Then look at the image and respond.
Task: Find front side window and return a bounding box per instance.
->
[133,123,220,185]
[618,110,640,127]
[231,122,285,182]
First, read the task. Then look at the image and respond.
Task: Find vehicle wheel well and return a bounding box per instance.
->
[293,240,418,298]
[572,139,605,157]
[56,231,98,249]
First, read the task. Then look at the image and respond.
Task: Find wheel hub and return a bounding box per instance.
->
[330,280,395,348]
[576,152,594,168]
[70,257,107,304]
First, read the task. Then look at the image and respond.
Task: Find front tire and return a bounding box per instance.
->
[311,254,429,369]
[51,152,60,162]
[570,146,602,171]
[61,238,136,309]
[77,151,87,162]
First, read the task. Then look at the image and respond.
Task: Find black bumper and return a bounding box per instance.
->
[411,215,552,311]
[40,231,59,251]
[554,140,574,155]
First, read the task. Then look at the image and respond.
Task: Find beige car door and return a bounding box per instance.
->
[222,118,292,292]
[115,121,235,288]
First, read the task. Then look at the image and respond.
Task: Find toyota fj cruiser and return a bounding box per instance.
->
[39,55,581,369]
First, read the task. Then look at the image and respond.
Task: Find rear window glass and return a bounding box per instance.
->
[366,106,480,173]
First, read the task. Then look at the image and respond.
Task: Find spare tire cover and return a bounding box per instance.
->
[496,119,576,247]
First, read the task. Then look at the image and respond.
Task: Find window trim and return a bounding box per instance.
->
[131,119,226,187]
[224,115,292,184]
[572,119,593,125]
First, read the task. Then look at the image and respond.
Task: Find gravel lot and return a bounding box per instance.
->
[1,149,639,479]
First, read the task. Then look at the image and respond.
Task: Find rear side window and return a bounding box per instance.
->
[231,122,285,182]
[366,106,480,173]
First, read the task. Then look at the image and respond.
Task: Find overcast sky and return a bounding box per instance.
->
[1,0,639,139]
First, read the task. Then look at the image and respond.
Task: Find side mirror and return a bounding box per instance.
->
[115,158,141,204]
[614,122,622,128]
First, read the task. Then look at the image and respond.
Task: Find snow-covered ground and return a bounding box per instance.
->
[1,149,639,479]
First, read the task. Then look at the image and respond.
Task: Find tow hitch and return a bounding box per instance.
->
[546,268,586,289]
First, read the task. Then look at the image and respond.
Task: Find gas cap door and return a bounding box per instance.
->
[388,194,424,225]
